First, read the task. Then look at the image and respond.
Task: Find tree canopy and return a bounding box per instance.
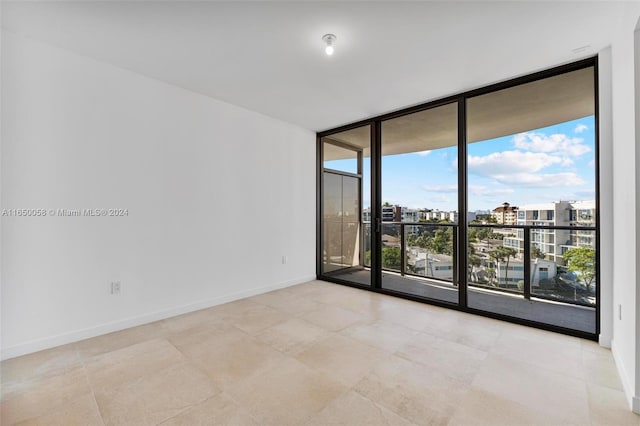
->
[563,247,596,292]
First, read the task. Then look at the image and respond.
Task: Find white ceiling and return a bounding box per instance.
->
[1,1,635,132]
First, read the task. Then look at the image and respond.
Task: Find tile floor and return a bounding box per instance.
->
[1,280,638,425]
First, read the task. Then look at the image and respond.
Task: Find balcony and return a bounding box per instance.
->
[325,222,597,334]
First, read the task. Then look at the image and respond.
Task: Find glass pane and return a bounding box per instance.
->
[320,126,371,287]
[531,229,597,307]
[322,173,343,274]
[466,66,596,334]
[380,102,458,303]
[468,226,522,295]
[406,224,455,282]
[323,142,357,174]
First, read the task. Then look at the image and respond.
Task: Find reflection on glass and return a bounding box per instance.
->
[320,126,371,287]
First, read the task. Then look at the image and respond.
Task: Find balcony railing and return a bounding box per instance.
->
[361,221,596,308]
[468,224,596,307]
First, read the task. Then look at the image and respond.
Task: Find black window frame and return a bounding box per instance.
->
[316,57,600,341]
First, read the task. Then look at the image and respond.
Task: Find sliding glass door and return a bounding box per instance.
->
[317,58,598,339]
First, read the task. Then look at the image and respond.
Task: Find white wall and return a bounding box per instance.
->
[634,15,640,415]
[598,45,613,348]
[609,3,640,413]
[0,32,316,360]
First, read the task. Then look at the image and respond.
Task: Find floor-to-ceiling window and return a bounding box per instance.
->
[317,58,598,339]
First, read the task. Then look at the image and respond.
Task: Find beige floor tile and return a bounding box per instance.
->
[587,382,640,425]
[249,289,324,316]
[354,354,469,425]
[285,280,337,297]
[227,357,346,425]
[2,281,636,426]
[396,332,487,383]
[305,389,416,426]
[448,387,565,426]
[341,320,417,353]
[490,329,585,380]
[300,304,368,331]
[1,367,92,425]
[94,362,219,426]
[156,307,228,337]
[85,338,186,391]
[74,322,165,360]
[167,324,245,360]
[1,344,81,394]
[209,298,265,319]
[291,281,358,299]
[472,353,590,424]
[421,311,502,352]
[159,393,258,426]
[295,334,389,387]
[226,304,289,335]
[309,288,389,316]
[175,327,288,390]
[14,394,103,426]
[501,322,583,350]
[254,318,329,354]
[582,348,624,391]
[374,303,437,331]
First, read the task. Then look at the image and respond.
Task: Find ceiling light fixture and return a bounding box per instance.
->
[322,34,336,56]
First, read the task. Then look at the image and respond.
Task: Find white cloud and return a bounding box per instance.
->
[491,172,585,187]
[430,195,449,203]
[560,157,574,167]
[422,184,457,193]
[574,124,588,133]
[512,132,590,156]
[415,150,432,156]
[468,185,515,196]
[468,150,562,176]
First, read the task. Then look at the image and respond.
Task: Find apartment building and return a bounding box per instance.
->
[502,200,597,264]
[491,202,519,225]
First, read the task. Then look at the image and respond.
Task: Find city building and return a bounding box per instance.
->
[502,200,597,264]
[492,202,519,225]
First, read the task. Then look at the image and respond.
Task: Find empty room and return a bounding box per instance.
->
[2,1,640,425]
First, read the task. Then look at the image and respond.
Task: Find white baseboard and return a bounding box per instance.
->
[611,339,638,413]
[598,333,612,348]
[1,274,316,361]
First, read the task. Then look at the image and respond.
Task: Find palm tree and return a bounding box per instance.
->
[488,246,517,287]
[500,247,518,286]
[487,249,505,286]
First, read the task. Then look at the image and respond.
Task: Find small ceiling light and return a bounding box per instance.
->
[322,34,336,56]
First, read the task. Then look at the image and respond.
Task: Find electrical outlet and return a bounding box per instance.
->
[111,281,121,295]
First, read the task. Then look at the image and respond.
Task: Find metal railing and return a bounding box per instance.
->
[468,224,597,307]
[360,221,597,307]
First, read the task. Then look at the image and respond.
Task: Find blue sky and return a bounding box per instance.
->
[326,116,596,212]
